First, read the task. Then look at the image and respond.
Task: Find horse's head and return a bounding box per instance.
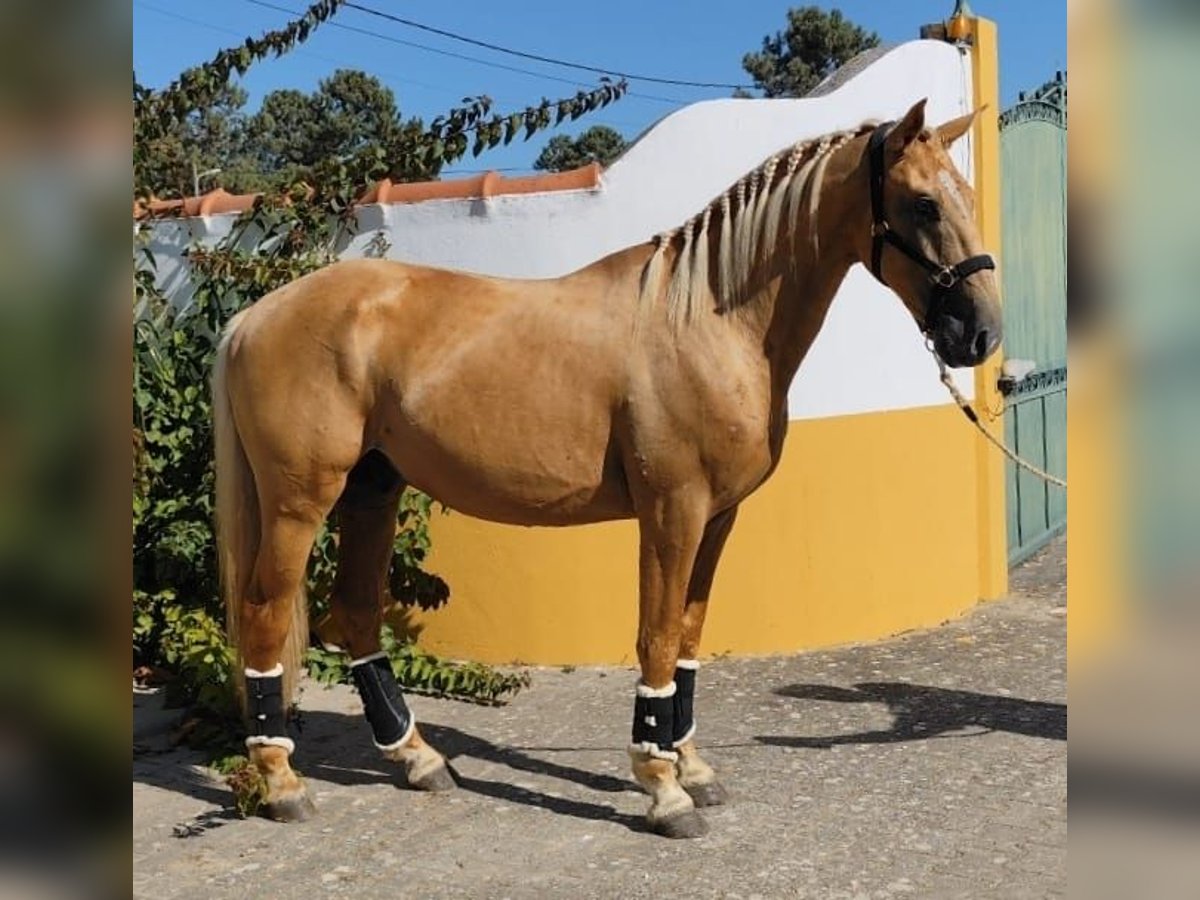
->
[858,99,1003,368]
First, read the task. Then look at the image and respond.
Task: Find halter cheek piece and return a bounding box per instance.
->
[867,122,995,332]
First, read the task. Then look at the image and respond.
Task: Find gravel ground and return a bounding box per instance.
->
[133,536,1066,899]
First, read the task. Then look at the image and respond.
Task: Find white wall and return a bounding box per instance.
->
[141,39,979,418]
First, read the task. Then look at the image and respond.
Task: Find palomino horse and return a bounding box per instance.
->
[213,99,1002,838]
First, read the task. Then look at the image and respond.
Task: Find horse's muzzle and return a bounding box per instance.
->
[931,314,1002,368]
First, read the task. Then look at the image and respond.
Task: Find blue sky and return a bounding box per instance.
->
[133,1,1065,178]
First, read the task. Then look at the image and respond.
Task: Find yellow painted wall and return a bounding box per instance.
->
[403,404,981,665]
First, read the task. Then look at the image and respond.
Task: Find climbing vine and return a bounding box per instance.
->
[133,1,626,197]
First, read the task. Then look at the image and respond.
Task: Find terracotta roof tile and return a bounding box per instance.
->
[134,162,603,220]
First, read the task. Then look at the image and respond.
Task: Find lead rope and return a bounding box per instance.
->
[928,342,1068,489]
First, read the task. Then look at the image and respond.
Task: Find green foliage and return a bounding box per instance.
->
[134,0,350,150]
[132,187,338,653]
[132,0,628,198]
[134,213,288,736]
[135,235,528,725]
[136,71,627,198]
[135,590,236,716]
[212,754,268,818]
[306,625,530,706]
[138,71,437,198]
[135,82,253,200]
[533,125,628,173]
[133,164,525,733]
[740,6,880,98]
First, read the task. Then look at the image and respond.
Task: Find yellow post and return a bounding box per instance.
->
[962,14,1009,600]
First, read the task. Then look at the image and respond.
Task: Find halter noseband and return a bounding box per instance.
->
[867,121,995,332]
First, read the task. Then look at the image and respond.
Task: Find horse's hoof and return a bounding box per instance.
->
[683,780,729,808]
[650,809,709,839]
[263,793,316,823]
[410,764,457,793]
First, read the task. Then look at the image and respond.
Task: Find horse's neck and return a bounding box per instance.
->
[757,256,852,395]
[730,164,859,395]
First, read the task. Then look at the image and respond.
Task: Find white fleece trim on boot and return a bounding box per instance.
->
[629,741,679,762]
[349,650,389,668]
[635,680,677,699]
[244,663,284,678]
[672,722,697,748]
[675,659,700,671]
[245,735,295,754]
[373,716,417,753]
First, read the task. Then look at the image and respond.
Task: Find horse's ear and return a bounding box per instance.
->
[936,106,985,147]
[886,98,928,159]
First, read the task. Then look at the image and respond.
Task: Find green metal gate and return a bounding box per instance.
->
[999,73,1067,565]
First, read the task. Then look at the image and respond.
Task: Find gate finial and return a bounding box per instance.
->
[946,0,975,42]
[921,1,976,43]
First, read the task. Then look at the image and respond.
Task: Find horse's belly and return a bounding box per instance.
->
[365,291,634,524]
[375,415,632,527]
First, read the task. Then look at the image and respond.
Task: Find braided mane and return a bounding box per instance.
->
[639,120,878,326]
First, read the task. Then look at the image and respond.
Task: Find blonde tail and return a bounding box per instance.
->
[213,311,308,711]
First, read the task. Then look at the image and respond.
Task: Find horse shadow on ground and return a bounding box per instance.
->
[132,749,244,838]
[754,682,1066,748]
[133,699,649,835]
[133,689,239,823]
[301,712,649,832]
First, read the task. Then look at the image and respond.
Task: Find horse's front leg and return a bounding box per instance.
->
[674,504,738,808]
[628,492,710,838]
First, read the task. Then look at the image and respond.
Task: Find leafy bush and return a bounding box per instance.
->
[306,625,530,706]
[133,185,528,740]
[211,754,268,818]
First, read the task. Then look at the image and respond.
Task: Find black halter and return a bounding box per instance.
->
[867,122,995,332]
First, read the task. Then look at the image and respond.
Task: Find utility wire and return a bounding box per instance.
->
[345,1,756,91]
[244,0,687,105]
[138,2,649,131]
[138,1,451,99]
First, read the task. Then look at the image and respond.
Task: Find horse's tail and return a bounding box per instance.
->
[214,310,308,710]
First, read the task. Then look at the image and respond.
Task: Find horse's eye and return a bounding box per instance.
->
[914,195,940,221]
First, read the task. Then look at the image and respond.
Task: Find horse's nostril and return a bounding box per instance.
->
[974,328,990,359]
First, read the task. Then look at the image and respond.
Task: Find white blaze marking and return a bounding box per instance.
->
[938,170,969,218]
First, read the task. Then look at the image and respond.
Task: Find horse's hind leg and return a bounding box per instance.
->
[329,451,454,792]
[673,505,738,808]
[241,495,342,822]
